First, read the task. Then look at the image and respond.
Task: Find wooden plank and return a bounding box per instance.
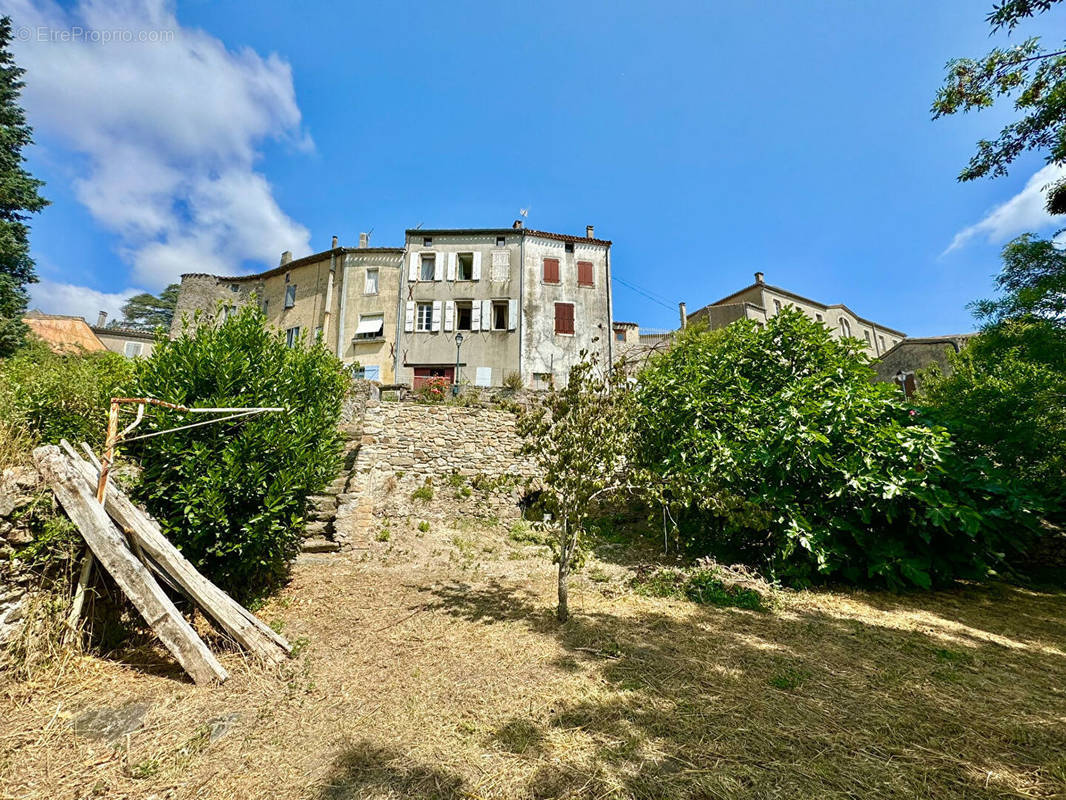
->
[61,441,291,661]
[33,446,228,685]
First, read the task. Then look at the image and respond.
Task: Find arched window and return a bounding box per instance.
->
[839,318,851,337]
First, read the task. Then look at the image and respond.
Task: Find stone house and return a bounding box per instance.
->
[395,222,613,389]
[170,234,403,383]
[686,272,906,357]
[873,334,975,396]
[91,312,156,358]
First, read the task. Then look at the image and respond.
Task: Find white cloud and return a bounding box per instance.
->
[944,163,1066,254]
[2,0,312,291]
[28,279,140,323]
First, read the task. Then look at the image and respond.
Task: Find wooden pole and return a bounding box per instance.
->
[35,446,228,685]
[62,441,291,662]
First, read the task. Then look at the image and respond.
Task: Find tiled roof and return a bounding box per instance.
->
[405,227,612,246]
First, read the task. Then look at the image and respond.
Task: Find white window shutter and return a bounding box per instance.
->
[472,251,482,281]
[404,301,415,332]
[434,252,443,281]
[408,252,418,283]
[431,300,442,331]
[447,252,456,281]
[507,298,518,331]
[444,300,455,332]
[471,301,482,331]
[482,299,492,329]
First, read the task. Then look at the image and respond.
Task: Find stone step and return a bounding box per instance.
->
[301,537,340,554]
[307,494,338,514]
[304,519,332,537]
[326,476,349,494]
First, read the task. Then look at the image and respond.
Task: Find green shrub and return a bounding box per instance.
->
[129,305,348,600]
[0,338,133,456]
[634,309,1038,589]
[417,521,430,534]
[502,371,524,391]
[920,321,1066,513]
[411,479,434,502]
[632,566,764,610]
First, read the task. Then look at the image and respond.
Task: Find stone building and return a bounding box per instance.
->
[170,234,403,382]
[395,222,613,389]
[686,272,905,357]
[872,334,975,397]
[91,312,156,358]
[171,222,613,389]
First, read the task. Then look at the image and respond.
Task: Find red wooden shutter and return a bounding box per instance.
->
[577,261,593,286]
[555,303,574,334]
[543,258,559,283]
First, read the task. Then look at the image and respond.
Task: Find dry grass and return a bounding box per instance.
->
[1,518,1064,799]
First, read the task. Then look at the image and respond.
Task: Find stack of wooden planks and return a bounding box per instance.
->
[32,444,291,685]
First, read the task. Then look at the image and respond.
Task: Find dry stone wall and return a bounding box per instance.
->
[333,401,538,547]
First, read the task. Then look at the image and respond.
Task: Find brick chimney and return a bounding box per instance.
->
[280,250,292,266]
[358,232,369,248]
[513,219,523,229]
[586,225,595,239]
[331,235,338,249]
[754,271,765,285]
[96,311,107,327]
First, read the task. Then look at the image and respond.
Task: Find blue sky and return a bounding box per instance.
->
[5,0,1064,336]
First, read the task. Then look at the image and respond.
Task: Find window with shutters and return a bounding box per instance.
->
[543,257,560,284]
[364,268,379,295]
[284,284,296,308]
[456,301,473,331]
[577,261,594,287]
[554,302,575,335]
[285,326,300,347]
[123,341,143,358]
[457,253,474,280]
[492,300,509,331]
[420,254,435,281]
[416,302,433,332]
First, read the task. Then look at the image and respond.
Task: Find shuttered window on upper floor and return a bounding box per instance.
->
[543,258,560,284]
[577,261,594,287]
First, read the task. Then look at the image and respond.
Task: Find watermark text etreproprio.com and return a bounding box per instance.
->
[15,26,175,44]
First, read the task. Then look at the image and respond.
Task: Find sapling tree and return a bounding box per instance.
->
[517,355,637,621]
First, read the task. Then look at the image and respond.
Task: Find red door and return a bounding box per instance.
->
[412,366,455,389]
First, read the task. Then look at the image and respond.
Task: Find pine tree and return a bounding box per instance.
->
[0,16,47,357]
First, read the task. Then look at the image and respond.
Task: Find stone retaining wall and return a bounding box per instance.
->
[332,402,538,547]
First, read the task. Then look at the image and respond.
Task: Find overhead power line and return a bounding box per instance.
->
[612,275,678,312]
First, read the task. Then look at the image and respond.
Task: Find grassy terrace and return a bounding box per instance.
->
[1,518,1064,799]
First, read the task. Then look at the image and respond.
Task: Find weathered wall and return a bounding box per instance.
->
[396,232,522,388]
[337,250,403,382]
[92,329,156,358]
[520,234,612,387]
[333,401,537,546]
[872,336,974,384]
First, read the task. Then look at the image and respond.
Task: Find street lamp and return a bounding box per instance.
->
[894,369,908,398]
[453,332,464,396]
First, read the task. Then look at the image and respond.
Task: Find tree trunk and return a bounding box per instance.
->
[556,515,572,623]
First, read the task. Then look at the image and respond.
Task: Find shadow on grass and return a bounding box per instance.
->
[319,740,467,800]
[398,578,1066,799]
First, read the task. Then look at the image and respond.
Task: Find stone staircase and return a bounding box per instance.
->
[300,427,362,554]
